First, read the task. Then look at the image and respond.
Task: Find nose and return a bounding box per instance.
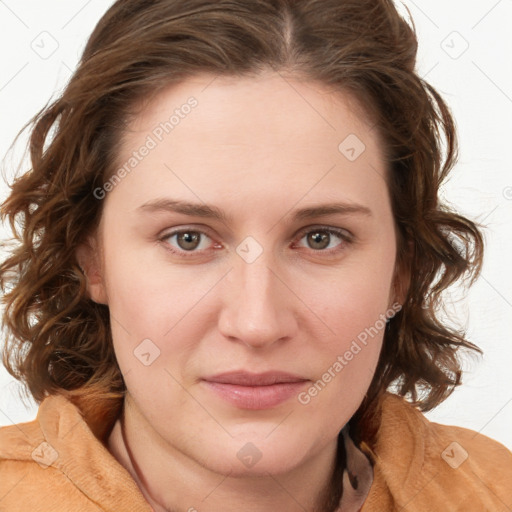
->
[217,253,298,349]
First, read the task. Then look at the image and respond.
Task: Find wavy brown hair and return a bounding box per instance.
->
[1,0,483,450]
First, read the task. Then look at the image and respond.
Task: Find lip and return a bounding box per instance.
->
[203,370,308,386]
[201,371,309,410]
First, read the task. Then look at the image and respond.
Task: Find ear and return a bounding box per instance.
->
[388,239,413,309]
[76,234,109,305]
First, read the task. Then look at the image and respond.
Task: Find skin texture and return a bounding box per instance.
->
[77,70,404,512]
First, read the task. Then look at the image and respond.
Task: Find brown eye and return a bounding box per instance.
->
[159,225,353,259]
[175,231,202,251]
[296,227,352,254]
[161,229,214,256]
[306,231,331,250]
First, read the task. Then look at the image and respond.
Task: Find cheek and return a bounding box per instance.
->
[308,255,395,343]
[102,243,201,331]
[298,286,388,425]
[319,288,386,386]
[302,253,395,394]
[101,248,219,380]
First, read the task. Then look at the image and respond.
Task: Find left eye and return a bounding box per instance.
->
[160,226,352,257]
[295,227,351,252]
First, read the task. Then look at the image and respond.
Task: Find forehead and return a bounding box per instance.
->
[124,70,381,152]
[107,71,390,223]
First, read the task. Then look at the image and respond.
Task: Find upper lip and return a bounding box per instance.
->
[202,371,308,386]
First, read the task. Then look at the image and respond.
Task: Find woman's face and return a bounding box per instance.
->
[81,71,401,476]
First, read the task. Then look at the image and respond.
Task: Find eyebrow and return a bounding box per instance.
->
[137,198,372,222]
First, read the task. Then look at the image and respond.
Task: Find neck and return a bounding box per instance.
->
[107,396,344,512]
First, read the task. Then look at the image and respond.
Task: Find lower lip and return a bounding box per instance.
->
[202,380,309,410]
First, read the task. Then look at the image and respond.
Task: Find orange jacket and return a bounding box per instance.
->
[1,392,511,511]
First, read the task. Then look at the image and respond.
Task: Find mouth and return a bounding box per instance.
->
[201,371,309,410]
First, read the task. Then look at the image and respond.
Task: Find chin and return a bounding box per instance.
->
[193,435,311,478]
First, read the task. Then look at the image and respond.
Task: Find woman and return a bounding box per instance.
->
[0,0,511,511]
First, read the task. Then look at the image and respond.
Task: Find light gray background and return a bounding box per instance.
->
[0,1,511,449]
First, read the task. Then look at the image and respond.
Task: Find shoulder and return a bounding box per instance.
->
[0,404,91,511]
[362,392,512,511]
[0,394,152,512]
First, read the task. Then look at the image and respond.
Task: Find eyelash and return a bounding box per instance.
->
[158,225,354,259]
